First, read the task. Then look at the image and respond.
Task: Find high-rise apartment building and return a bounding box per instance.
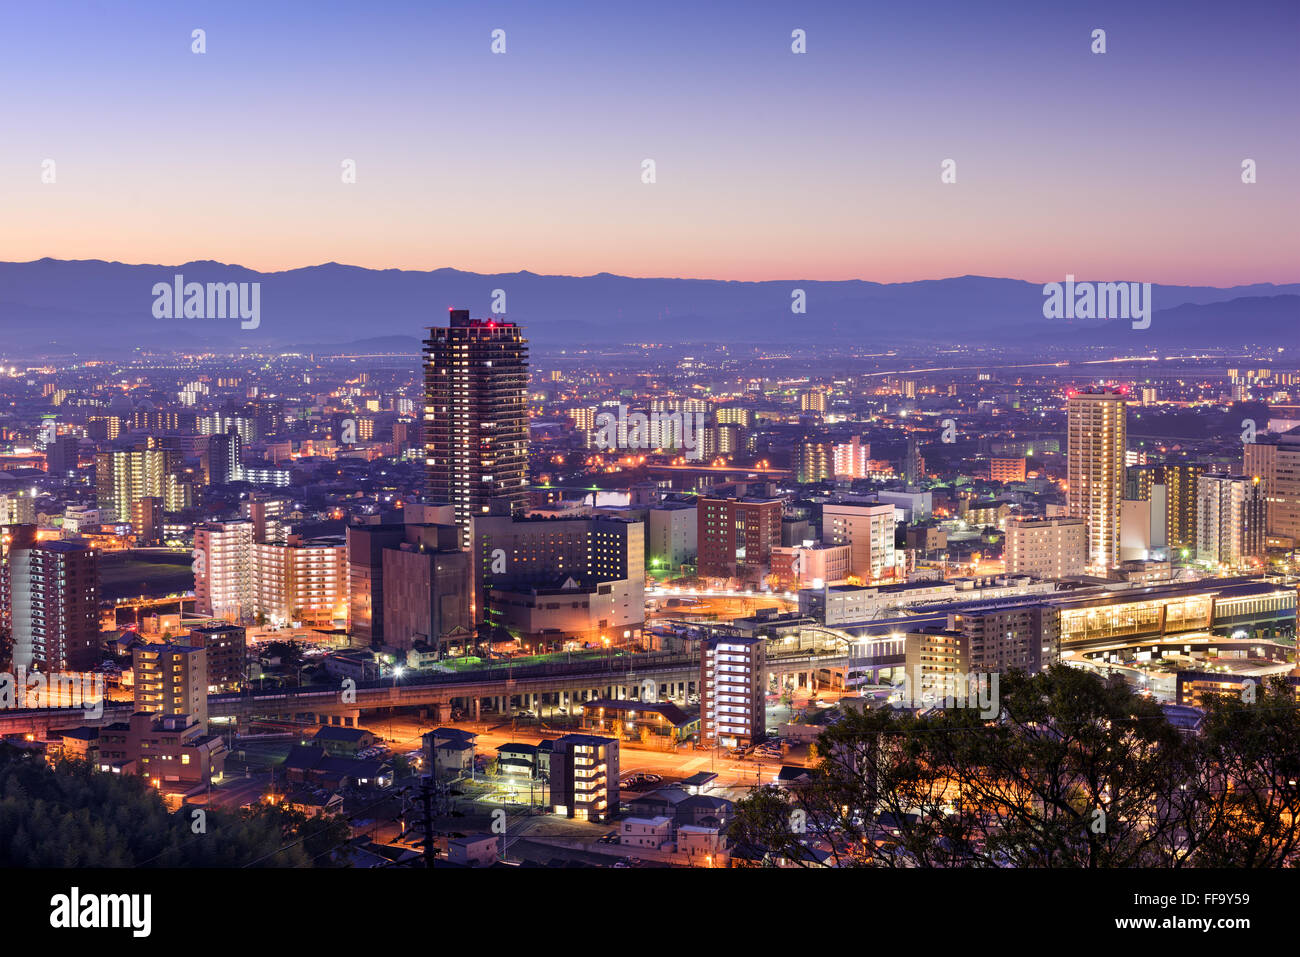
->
[949,605,1060,674]
[716,407,754,428]
[1243,425,1300,550]
[1004,517,1086,580]
[198,412,256,446]
[254,536,347,628]
[1160,464,1203,554]
[833,435,871,479]
[700,634,765,747]
[194,521,255,621]
[423,310,529,547]
[95,448,190,515]
[1196,474,1266,567]
[1067,388,1127,570]
[794,441,833,484]
[130,496,164,546]
[45,434,80,475]
[1,527,100,671]
[903,437,925,486]
[987,457,1028,483]
[0,490,36,526]
[1125,462,1203,555]
[204,431,242,485]
[133,643,208,725]
[197,523,346,627]
[800,390,827,414]
[241,493,290,544]
[702,423,741,458]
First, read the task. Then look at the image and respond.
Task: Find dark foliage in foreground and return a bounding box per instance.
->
[732,667,1300,867]
[0,749,352,867]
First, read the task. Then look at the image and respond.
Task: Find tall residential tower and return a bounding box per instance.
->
[423,310,529,547]
[1067,388,1127,571]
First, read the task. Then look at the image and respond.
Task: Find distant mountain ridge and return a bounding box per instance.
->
[0,258,1295,355]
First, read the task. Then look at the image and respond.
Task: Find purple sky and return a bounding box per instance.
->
[1,0,1296,284]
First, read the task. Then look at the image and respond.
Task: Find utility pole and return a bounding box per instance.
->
[419,774,435,868]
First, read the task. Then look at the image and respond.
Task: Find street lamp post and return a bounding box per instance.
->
[390,666,405,740]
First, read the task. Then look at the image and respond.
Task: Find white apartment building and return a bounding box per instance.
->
[254,536,347,627]
[700,635,766,747]
[194,521,255,620]
[1004,517,1087,580]
[194,523,345,627]
[647,503,697,571]
[1196,474,1266,568]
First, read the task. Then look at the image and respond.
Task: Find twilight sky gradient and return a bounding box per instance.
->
[1,0,1296,284]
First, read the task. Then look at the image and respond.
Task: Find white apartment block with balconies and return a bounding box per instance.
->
[700,635,766,747]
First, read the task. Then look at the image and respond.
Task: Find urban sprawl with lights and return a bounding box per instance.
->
[1,314,1297,868]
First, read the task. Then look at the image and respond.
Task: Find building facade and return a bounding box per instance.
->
[549,733,619,822]
[1067,388,1127,570]
[700,634,766,748]
[1243,425,1300,550]
[697,495,783,582]
[423,310,529,547]
[821,502,896,583]
[194,521,255,621]
[1196,474,1266,567]
[1004,517,1086,580]
[2,528,100,671]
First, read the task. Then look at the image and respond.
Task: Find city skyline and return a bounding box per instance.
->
[5,0,1300,913]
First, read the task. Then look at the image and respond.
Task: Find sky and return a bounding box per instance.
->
[0,0,1296,285]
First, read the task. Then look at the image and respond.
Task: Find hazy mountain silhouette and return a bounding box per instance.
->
[0,258,1295,355]
[1080,295,1300,347]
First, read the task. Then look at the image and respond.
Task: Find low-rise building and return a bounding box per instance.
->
[281,744,393,789]
[496,742,541,777]
[620,816,673,849]
[447,834,501,867]
[677,825,728,867]
[323,649,381,682]
[97,712,227,793]
[579,698,698,750]
[424,727,477,780]
[549,733,618,822]
[310,725,377,757]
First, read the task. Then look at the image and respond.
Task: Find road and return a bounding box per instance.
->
[369,712,807,804]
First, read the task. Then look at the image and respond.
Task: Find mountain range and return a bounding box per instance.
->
[0,258,1295,355]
